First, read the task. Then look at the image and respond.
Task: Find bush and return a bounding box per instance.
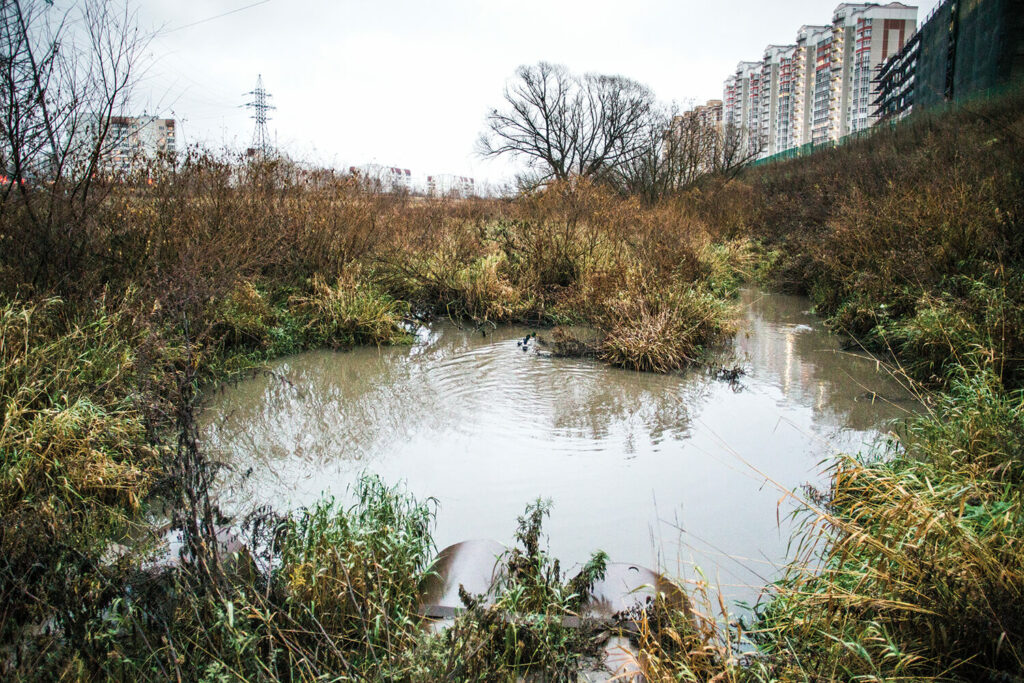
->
[599,282,732,373]
[292,274,412,347]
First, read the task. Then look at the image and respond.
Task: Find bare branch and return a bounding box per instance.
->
[479,62,656,183]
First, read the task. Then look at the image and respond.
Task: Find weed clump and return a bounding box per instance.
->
[600,284,732,373]
[292,274,413,347]
[409,500,610,680]
[276,476,436,669]
[212,280,277,349]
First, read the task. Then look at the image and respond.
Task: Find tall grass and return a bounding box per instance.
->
[678,88,1024,683]
[704,88,1024,390]
[3,88,1022,680]
[292,274,413,347]
[750,374,1024,680]
[89,475,436,681]
[599,280,732,373]
[0,295,165,671]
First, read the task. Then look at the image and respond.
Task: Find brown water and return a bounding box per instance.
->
[201,289,918,609]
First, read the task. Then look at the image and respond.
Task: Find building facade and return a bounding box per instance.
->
[873,28,920,121]
[760,44,798,156]
[689,99,724,131]
[427,174,475,197]
[104,116,176,172]
[722,61,763,158]
[668,99,724,175]
[721,2,918,162]
[846,3,918,133]
[791,25,832,148]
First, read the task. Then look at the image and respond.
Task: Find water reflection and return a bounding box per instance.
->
[735,289,917,432]
[201,289,917,609]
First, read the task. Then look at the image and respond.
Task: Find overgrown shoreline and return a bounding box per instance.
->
[2,89,1024,680]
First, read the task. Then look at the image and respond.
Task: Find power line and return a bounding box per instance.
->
[159,0,272,36]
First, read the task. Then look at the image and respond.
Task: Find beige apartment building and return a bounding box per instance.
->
[760,45,798,156]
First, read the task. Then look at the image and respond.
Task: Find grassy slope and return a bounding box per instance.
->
[692,89,1024,681]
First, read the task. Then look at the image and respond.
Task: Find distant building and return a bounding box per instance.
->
[682,99,723,131]
[723,74,740,130]
[427,174,475,198]
[760,44,798,155]
[810,3,917,142]
[791,25,832,148]
[845,3,918,133]
[102,116,176,172]
[350,164,414,193]
[722,61,763,157]
[666,100,724,175]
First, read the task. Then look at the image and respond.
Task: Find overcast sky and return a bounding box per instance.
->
[120,0,942,184]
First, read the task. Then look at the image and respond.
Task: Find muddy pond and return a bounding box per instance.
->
[201,289,918,609]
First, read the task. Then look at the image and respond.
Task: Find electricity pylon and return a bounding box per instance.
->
[244,74,275,157]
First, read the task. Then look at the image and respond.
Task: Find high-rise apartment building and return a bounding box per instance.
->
[792,25,832,148]
[668,99,725,174]
[760,45,798,155]
[689,99,724,131]
[722,61,763,157]
[723,75,740,129]
[105,116,176,172]
[847,3,918,133]
[808,3,916,142]
[809,16,843,144]
[721,2,917,161]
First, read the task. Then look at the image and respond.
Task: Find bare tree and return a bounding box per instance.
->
[714,121,763,177]
[612,104,734,202]
[478,62,656,182]
[0,0,147,291]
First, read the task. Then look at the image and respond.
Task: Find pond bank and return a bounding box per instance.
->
[200,288,918,611]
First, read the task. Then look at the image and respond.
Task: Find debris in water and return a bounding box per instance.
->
[713,364,746,386]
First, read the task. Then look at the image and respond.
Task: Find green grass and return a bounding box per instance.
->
[292,274,414,347]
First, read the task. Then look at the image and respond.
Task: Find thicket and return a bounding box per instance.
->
[3,61,1023,681]
[706,88,1024,390]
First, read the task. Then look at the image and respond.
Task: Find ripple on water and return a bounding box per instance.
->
[200,290,919,610]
